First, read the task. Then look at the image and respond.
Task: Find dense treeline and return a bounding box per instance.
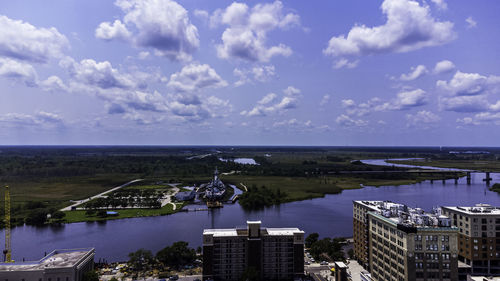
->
[238,185,287,209]
[305,233,347,261]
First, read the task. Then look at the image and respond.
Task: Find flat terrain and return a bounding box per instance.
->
[1,146,497,226]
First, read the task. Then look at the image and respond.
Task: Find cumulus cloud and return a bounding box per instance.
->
[213,1,300,62]
[283,86,301,97]
[342,89,427,116]
[437,71,500,97]
[406,110,440,128]
[234,65,275,86]
[433,60,455,74]
[272,119,330,132]
[241,87,301,117]
[323,0,456,67]
[62,58,139,90]
[430,0,447,10]
[0,15,69,63]
[0,57,38,87]
[335,114,368,127]
[165,93,232,121]
[320,95,331,106]
[400,65,428,81]
[40,76,68,92]
[380,89,428,110]
[458,112,500,126]
[0,111,64,128]
[167,63,228,93]
[466,17,477,29]
[96,0,199,61]
[95,20,131,41]
[439,95,490,112]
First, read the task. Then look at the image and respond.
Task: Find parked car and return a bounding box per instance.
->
[320,261,329,265]
[304,261,310,265]
[310,258,315,263]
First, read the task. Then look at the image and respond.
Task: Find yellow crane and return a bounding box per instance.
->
[3,185,12,263]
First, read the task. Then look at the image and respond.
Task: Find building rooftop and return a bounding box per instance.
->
[0,248,94,271]
[356,200,454,229]
[443,204,500,215]
[204,221,303,238]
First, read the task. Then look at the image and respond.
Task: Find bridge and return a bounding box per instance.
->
[328,170,494,185]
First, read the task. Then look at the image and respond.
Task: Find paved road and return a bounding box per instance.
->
[60,179,143,211]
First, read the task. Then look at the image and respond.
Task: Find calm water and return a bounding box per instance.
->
[218,158,258,165]
[2,170,500,262]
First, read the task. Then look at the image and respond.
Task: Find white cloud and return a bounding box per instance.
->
[283,86,301,97]
[0,15,69,63]
[95,20,131,41]
[323,0,456,67]
[320,95,331,106]
[439,95,490,112]
[433,60,455,74]
[165,93,232,122]
[272,119,330,132]
[241,87,300,117]
[96,0,199,61]
[430,0,447,10]
[335,114,368,127]
[437,71,500,97]
[214,1,300,62]
[0,111,64,128]
[233,65,275,86]
[400,65,428,81]
[0,57,38,87]
[138,51,150,60]
[389,89,428,110]
[457,112,500,126]
[333,59,359,69]
[193,9,210,21]
[406,110,440,128]
[258,93,277,105]
[167,63,228,93]
[40,76,68,92]
[466,17,477,29]
[63,58,138,90]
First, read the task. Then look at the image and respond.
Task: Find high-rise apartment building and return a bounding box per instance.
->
[442,204,500,276]
[0,248,95,281]
[354,200,459,281]
[202,221,304,281]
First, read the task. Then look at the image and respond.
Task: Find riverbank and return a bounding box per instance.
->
[60,202,186,223]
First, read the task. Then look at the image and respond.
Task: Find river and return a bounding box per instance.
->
[2,160,499,262]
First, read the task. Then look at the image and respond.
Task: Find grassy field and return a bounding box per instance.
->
[387,159,500,172]
[61,203,185,223]
[222,174,446,202]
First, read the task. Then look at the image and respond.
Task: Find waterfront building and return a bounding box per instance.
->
[353,200,459,281]
[202,220,304,281]
[205,168,226,200]
[0,248,95,281]
[442,204,500,276]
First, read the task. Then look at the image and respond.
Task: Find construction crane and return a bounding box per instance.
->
[3,185,12,263]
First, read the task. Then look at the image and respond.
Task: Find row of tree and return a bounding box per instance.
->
[305,233,347,261]
[238,185,287,209]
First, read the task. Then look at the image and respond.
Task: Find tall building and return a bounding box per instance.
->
[354,201,459,281]
[442,204,500,276]
[202,221,304,281]
[0,248,95,281]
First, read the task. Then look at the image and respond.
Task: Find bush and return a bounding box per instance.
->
[52,211,66,220]
[97,210,107,217]
[25,209,49,225]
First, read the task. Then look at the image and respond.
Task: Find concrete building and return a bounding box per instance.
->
[202,221,304,281]
[354,200,459,281]
[442,204,500,276]
[0,248,95,281]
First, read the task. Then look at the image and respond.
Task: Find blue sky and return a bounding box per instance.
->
[0,0,499,145]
